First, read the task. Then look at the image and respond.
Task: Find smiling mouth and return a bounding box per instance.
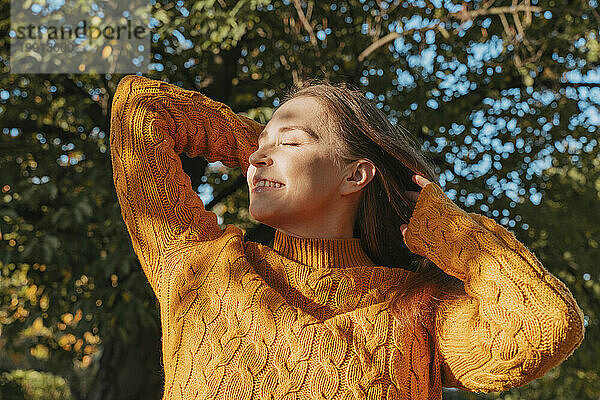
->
[252,179,286,192]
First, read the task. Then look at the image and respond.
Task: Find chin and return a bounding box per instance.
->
[249,203,279,227]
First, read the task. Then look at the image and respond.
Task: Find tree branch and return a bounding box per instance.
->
[358,4,544,62]
[358,24,439,61]
[292,0,318,46]
[559,82,600,88]
[451,5,542,21]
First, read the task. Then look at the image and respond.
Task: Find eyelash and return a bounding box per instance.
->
[282,143,299,146]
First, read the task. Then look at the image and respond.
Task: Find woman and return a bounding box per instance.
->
[110,74,584,400]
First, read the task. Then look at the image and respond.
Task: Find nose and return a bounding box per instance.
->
[248,146,273,168]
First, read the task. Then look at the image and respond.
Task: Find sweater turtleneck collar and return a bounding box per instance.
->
[272,229,376,268]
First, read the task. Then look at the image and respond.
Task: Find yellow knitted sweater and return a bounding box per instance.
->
[109,75,584,400]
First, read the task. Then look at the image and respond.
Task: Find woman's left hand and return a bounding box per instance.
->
[399,174,432,240]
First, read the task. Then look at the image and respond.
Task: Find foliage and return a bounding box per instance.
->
[0,369,73,400]
[0,0,598,398]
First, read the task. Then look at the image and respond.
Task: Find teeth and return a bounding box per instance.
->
[257,179,283,188]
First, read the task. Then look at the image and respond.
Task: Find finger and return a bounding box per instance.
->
[414,174,432,188]
[400,224,407,237]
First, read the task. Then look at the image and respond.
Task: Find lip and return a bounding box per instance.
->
[251,176,286,193]
[252,185,285,193]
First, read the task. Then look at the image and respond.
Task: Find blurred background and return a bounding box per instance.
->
[0,0,598,398]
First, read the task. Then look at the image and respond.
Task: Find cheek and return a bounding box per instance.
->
[288,156,339,196]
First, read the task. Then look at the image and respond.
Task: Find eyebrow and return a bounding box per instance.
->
[258,125,319,142]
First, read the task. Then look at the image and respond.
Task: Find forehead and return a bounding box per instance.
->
[259,96,324,140]
[275,96,321,116]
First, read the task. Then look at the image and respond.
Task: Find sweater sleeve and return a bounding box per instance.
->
[403,182,585,392]
[109,74,264,295]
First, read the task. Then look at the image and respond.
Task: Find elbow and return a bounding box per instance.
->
[115,74,151,95]
[110,75,156,140]
[512,268,586,389]
[514,301,585,390]
[544,301,585,369]
[116,74,140,94]
[112,75,144,114]
[109,75,148,157]
[448,305,585,393]
[112,74,159,112]
[111,75,138,122]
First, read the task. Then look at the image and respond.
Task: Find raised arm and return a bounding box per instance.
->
[109,74,264,295]
[403,182,585,392]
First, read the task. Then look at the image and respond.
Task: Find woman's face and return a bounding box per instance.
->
[246,96,347,229]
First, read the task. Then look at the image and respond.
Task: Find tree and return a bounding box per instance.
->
[1,0,598,398]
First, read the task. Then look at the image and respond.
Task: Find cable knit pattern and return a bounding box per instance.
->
[404,182,585,392]
[109,75,584,400]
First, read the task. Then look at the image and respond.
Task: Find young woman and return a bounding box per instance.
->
[110,74,584,400]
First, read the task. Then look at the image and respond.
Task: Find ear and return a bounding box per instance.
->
[340,159,376,196]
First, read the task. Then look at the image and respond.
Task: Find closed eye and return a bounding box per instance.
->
[282,143,300,146]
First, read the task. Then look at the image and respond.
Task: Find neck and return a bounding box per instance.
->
[274,200,359,239]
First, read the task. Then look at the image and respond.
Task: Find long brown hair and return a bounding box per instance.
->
[280,78,463,326]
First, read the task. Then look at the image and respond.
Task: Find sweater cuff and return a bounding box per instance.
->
[403,182,485,280]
